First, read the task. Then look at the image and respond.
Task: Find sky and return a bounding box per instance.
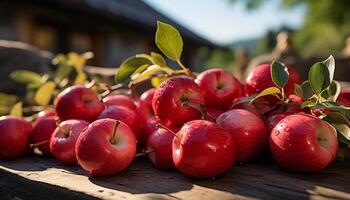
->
[144,0,307,45]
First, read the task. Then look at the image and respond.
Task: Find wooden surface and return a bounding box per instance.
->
[0,156,350,200]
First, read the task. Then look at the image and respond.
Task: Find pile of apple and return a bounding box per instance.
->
[1,21,350,179]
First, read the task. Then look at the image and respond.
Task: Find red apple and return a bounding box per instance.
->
[0,116,32,158]
[265,113,288,134]
[270,113,338,172]
[153,77,204,126]
[136,88,156,122]
[173,120,235,178]
[147,128,175,170]
[245,64,301,96]
[103,94,137,110]
[205,107,224,121]
[98,105,142,142]
[50,119,89,164]
[30,116,57,155]
[54,86,105,122]
[76,118,136,176]
[217,109,267,162]
[195,69,241,110]
[37,110,57,119]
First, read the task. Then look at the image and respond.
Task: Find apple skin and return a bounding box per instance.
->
[103,94,137,110]
[245,64,301,96]
[205,107,224,121]
[270,113,338,172]
[147,128,175,170]
[98,105,142,142]
[76,118,136,176]
[195,69,241,110]
[54,86,105,122]
[30,116,57,155]
[0,116,32,158]
[136,88,156,122]
[217,109,267,162]
[50,119,89,164]
[172,120,235,178]
[153,77,204,126]
[265,113,288,134]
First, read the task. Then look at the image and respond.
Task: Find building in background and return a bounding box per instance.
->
[0,0,217,71]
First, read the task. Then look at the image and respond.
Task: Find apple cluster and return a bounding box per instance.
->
[1,60,348,178]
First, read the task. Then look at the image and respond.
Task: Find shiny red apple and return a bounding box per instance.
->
[103,94,137,110]
[153,77,204,126]
[54,86,105,122]
[76,118,136,176]
[245,64,301,96]
[270,113,338,172]
[30,116,57,155]
[217,109,267,162]
[147,128,175,170]
[98,105,142,142]
[0,116,32,158]
[195,69,241,110]
[173,120,235,178]
[50,119,89,164]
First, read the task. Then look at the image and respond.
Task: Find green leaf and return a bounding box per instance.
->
[332,123,350,141]
[10,70,42,84]
[132,65,173,83]
[250,87,281,103]
[151,52,167,67]
[322,55,335,83]
[301,97,318,108]
[0,92,18,106]
[324,112,350,127]
[294,84,303,98]
[231,94,257,107]
[319,101,350,118]
[151,76,168,88]
[155,21,183,61]
[308,62,330,96]
[34,81,56,106]
[328,81,341,101]
[9,101,22,117]
[300,80,314,100]
[131,64,150,77]
[271,60,289,88]
[115,56,152,83]
[55,63,73,81]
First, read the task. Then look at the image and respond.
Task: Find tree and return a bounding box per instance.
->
[229,0,350,55]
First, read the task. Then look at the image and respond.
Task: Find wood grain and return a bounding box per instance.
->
[0,156,350,200]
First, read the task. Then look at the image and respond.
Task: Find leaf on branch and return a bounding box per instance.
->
[10,101,23,117]
[322,55,335,83]
[308,62,331,96]
[10,70,42,84]
[115,56,152,83]
[151,52,167,67]
[294,84,303,98]
[271,60,289,88]
[34,81,56,106]
[151,76,168,88]
[250,87,281,103]
[155,21,183,61]
[300,80,314,100]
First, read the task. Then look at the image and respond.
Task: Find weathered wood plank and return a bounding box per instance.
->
[0,156,349,200]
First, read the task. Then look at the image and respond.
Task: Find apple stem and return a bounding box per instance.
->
[55,120,70,137]
[100,83,127,99]
[181,101,206,119]
[134,149,155,157]
[30,140,49,148]
[156,123,180,139]
[110,120,120,144]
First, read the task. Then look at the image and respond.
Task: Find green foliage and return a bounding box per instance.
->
[155,21,183,61]
[151,52,167,67]
[308,62,330,96]
[115,56,152,83]
[271,60,289,88]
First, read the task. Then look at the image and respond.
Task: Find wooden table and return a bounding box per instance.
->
[0,155,349,200]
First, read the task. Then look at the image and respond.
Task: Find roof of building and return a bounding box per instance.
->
[31,0,218,48]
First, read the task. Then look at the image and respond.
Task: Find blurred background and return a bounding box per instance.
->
[0,0,350,92]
